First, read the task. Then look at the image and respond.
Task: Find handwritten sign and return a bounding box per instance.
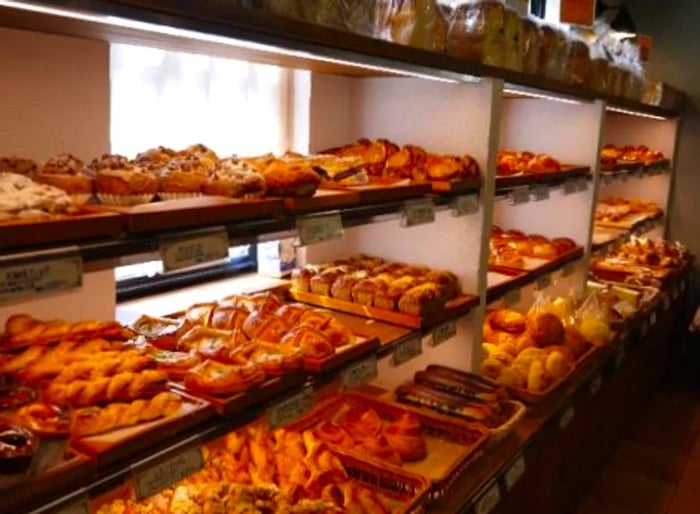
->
[452,194,479,217]
[559,405,575,430]
[475,480,501,514]
[161,229,229,272]
[402,199,436,227]
[510,186,530,205]
[431,320,457,347]
[0,250,82,303]
[533,184,550,201]
[297,214,344,246]
[133,446,203,500]
[268,387,315,429]
[504,454,526,490]
[341,356,378,391]
[392,335,423,366]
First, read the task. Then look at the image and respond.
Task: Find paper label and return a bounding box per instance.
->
[475,481,501,514]
[509,186,530,205]
[133,446,204,501]
[431,320,457,347]
[503,288,521,308]
[341,356,378,391]
[297,214,344,246]
[0,251,82,303]
[589,374,603,396]
[268,387,315,428]
[560,0,595,26]
[504,454,526,490]
[452,194,479,217]
[402,199,436,227]
[535,274,552,291]
[161,229,229,273]
[392,335,422,366]
[533,184,550,201]
[559,406,575,430]
[577,177,588,192]
[563,179,578,195]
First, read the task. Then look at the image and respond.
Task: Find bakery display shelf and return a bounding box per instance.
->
[289,289,480,330]
[486,248,585,303]
[601,158,671,175]
[494,166,591,194]
[0,1,679,119]
[592,217,665,253]
[319,181,434,205]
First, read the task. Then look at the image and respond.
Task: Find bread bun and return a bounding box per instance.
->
[528,313,565,347]
[489,309,527,334]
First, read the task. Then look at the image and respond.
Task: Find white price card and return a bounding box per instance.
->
[509,186,530,205]
[503,288,521,308]
[504,454,526,490]
[392,335,423,366]
[535,274,552,291]
[341,356,378,391]
[532,184,550,201]
[133,446,204,501]
[402,198,436,227]
[268,387,315,429]
[0,249,82,304]
[576,177,588,192]
[475,480,501,514]
[559,406,575,430]
[431,320,457,347]
[296,213,344,246]
[452,194,479,217]
[161,229,229,273]
[563,179,577,195]
[615,349,626,369]
[589,374,603,397]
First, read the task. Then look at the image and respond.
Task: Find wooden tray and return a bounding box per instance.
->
[69,389,215,469]
[304,334,380,373]
[594,211,660,230]
[321,181,431,204]
[287,392,489,506]
[495,165,590,190]
[0,207,124,251]
[171,370,307,417]
[282,189,359,214]
[288,290,479,329]
[430,175,482,194]
[488,246,584,275]
[95,195,282,233]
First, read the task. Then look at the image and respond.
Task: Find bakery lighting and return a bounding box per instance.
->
[0,0,470,84]
[605,106,668,121]
[502,87,582,105]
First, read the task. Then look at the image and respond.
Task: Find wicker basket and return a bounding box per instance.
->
[487,400,526,449]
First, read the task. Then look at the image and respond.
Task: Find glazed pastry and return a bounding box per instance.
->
[185,302,217,326]
[230,341,303,376]
[527,313,565,347]
[92,154,157,205]
[374,276,419,311]
[238,293,283,316]
[3,315,123,348]
[242,313,289,343]
[279,326,335,359]
[13,403,70,438]
[35,153,93,200]
[52,354,154,382]
[204,158,266,198]
[291,267,316,292]
[314,420,354,447]
[384,144,428,179]
[151,350,202,381]
[183,360,265,396]
[158,155,211,198]
[309,267,346,297]
[193,329,250,364]
[209,305,250,331]
[322,321,355,348]
[275,303,310,325]
[297,309,334,330]
[256,159,320,197]
[489,309,527,334]
[383,413,428,462]
[330,272,368,302]
[131,315,186,351]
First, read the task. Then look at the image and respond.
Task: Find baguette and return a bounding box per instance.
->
[395,383,493,423]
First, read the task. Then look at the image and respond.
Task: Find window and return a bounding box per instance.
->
[110,44,289,297]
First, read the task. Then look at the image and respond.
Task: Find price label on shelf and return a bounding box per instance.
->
[0,248,82,304]
[268,387,315,429]
[161,229,229,273]
[392,335,423,366]
[504,454,526,490]
[402,198,436,227]
[475,480,501,514]
[589,373,603,397]
[133,446,204,501]
[503,288,521,308]
[562,261,576,277]
[532,184,550,201]
[451,194,479,217]
[630,167,643,178]
[297,213,344,246]
[509,186,530,205]
[559,405,575,430]
[341,356,378,391]
[615,349,626,369]
[576,177,588,192]
[563,179,578,195]
[602,174,613,185]
[535,274,552,291]
[431,320,457,347]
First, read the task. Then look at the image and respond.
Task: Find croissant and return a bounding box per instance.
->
[71,391,182,436]
[209,305,250,331]
[242,313,289,343]
[279,327,335,359]
[275,303,311,325]
[297,309,333,330]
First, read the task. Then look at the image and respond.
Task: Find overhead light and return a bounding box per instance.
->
[0,0,471,84]
[503,87,583,105]
[606,106,668,120]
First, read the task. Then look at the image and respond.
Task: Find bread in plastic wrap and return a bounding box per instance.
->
[446,0,506,67]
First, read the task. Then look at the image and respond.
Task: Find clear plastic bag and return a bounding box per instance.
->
[446,0,507,67]
[521,16,544,76]
[503,6,523,72]
[565,36,591,86]
[575,293,613,347]
[540,24,568,82]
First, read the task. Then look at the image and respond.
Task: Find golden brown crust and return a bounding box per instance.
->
[528,313,565,347]
[258,160,320,198]
[397,283,444,315]
[489,309,527,334]
[183,360,265,396]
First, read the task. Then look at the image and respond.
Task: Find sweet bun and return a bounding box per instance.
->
[489,309,527,334]
[528,313,565,347]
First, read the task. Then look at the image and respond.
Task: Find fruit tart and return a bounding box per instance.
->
[91,154,157,205]
[35,153,94,203]
[204,158,267,199]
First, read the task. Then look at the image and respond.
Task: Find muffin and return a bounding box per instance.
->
[35,154,93,203]
[204,158,266,199]
[134,146,177,166]
[0,157,39,177]
[158,155,212,200]
[180,144,218,168]
[91,154,157,206]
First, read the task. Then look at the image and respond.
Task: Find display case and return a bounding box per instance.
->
[0,2,689,513]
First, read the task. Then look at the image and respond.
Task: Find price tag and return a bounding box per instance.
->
[297,213,344,246]
[133,446,204,501]
[475,480,501,514]
[562,261,576,277]
[451,194,479,217]
[615,349,626,369]
[602,174,613,185]
[402,199,436,227]
[535,274,551,291]
[161,229,229,273]
[268,387,315,428]
[504,454,526,490]
[650,311,657,327]
[563,179,577,195]
[392,335,423,366]
[509,186,530,205]
[341,356,378,391]
[431,320,457,347]
[503,288,521,308]
[559,406,575,430]
[621,172,629,182]
[589,374,603,396]
[532,184,550,201]
[577,177,588,192]
[0,249,82,304]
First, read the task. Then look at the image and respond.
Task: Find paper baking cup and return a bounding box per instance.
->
[69,194,93,205]
[97,193,155,206]
[157,192,203,201]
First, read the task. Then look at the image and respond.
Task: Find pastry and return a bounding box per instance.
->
[13,403,70,438]
[397,282,444,315]
[242,313,289,343]
[193,329,250,364]
[92,155,157,205]
[183,360,265,396]
[275,303,310,325]
[230,341,303,376]
[204,158,266,198]
[256,159,320,197]
[52,354,155,382]
[0,385,35,410]
[383,413,427,462]
[330,272,368,302]
[0,157,39,177]
[151,350,202,380]
[180,144,218,168]
[384,144,428,179]
[322,321,355,348]
[489,309,527,334]
[3,315,124,348]
[209,305,250,331]
[158,155,211,198]
[35,153,93,201]
[131,315,186,351]
[297,309,334,330]
[238,292,283,316]
[280,327,334,359]
[374,276,419,311]
[185,303,217,326]
[291,267,317,292]
[310,267,346,297]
